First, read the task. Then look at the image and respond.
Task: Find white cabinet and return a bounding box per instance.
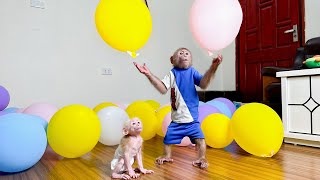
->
[277,69,320,147]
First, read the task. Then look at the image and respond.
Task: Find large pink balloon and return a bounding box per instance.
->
[22,103,58,122]
[190,0,243,53]
[162,113,172,136]
[176,136,192,147]
[162,114,193,146]
[16,108,25,113]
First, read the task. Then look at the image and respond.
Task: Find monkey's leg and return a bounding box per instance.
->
[192,138,208,169]
[156,144,173,165]
[111,158,131,180]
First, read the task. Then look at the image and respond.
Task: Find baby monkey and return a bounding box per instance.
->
[111,117,154,179]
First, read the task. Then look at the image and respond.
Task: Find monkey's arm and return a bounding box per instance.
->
[123,152,135,175]
[136,148,144,170]
[136,148,154,174]
[199,55,222,89]
[145,73,168,94]
[134,62,168,94]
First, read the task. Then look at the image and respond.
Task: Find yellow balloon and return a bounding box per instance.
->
[145,100,161,111]
[126,101,154,115]
[95,0,152,57]
[231,103,284,157]
[155,105,171,137]
[128,109,157,141]
[47,105,101,158]
[93,102,117,113]
[201,114,233,148]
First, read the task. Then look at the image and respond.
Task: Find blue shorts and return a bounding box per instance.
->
[164,121,204,145]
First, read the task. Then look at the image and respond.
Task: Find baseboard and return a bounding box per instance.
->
[284,137,320,148]
[197,91,242,102]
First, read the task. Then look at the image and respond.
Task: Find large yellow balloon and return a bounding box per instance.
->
[93,102,117,113]
[126,101,157,140]
[201,114,233,148]
[145,100,160,112]
[231,103,284,157]
[95,0,152,57]
[127,109,157,141]
[47,105,101,158]
[126,101,154,115]
[155,105,171,137]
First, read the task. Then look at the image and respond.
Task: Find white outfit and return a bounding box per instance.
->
[161,67,203,123]
[110,146,134,171]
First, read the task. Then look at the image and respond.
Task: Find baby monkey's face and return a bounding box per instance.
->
[172,48,192,69]
[130,118,142,134]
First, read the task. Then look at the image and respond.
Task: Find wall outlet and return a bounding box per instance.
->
[30,0,45,9]
[101,68,112,75]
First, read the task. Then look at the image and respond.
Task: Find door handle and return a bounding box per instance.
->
[284,25,298,42]
[284,29,295,33]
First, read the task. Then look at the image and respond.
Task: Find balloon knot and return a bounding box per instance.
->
[127,51,139,58]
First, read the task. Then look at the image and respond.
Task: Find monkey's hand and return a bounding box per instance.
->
[139,168,154,174]
[211,54,223,68]
[128,169,140,179]
[133,62,150,76]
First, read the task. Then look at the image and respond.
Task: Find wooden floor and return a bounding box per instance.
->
[2,136,320,180]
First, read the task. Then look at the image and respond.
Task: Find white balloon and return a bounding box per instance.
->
[97,106,129,146]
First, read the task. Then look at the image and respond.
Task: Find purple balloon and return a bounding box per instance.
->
[198,104,221,123]
[0,86,10,111]
[214,97,236,114]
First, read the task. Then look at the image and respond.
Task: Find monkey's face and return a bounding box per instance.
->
[129,118,142,135]
[171,48,192,69]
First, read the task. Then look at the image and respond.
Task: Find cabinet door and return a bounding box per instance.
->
[287,76,320,135]
[311,76,320,135]
[287,76,311,133]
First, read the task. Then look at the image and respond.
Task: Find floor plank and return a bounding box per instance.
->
[1,136,320,179]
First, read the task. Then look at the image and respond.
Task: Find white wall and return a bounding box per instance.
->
[305,0,320,41]
[2,0,318,109]
[0,0,235,109]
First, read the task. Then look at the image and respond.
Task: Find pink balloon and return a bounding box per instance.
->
[162,114,194,147]
[190,0,243,53]
[162,113,172,136]
[113,102,127,110]
[16,108,25,113]
[22,103,58,122]
[176,136,192,147]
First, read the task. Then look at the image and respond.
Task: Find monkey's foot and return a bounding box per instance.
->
[134,168,154,174]
[192,158,208,169]
[111,172,131,180]
[155,156,173,165]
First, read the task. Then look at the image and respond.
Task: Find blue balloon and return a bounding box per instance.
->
[1,113,48,131]
[0,113,47,173]
[0,111,8,116]
[27,114,48,131]
[206,100,232,118]
[3,107,19,113]
[199,101,205,106]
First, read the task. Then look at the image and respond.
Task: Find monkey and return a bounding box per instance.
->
[111,117,154,179]
[134,47,222,169]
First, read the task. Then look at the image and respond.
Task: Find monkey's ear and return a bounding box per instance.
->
[123,128,129,136]
[170,56,174,64]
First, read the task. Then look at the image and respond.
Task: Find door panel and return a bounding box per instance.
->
[238,0,301,102]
